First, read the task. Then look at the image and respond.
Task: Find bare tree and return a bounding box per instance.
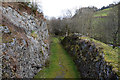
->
[62,9,72,18]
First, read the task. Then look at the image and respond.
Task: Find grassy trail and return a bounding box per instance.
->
[34,37,80,78]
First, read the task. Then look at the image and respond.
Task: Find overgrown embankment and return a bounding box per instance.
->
[34,37,80,78]
[61,35,119,79]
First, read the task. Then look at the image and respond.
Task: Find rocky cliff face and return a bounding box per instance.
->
[0,3,49,78]
[61,35,118,79]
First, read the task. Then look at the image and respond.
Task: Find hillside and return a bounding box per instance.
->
[70,5,119,46]
[92,5,118,44]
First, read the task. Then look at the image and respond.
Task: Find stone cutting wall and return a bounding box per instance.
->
[61,35,118,80]
[0,3,49,78]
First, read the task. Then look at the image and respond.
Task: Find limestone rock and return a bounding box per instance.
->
[0,4,49,78]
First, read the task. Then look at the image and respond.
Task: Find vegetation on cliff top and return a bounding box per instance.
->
[94,8,112,17]
[81,36,119,75]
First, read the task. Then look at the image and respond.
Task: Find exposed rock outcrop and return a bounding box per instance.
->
[61,35,118,80]
[0,3,49,78]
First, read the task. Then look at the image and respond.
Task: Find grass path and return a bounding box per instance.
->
[34,37,80,78]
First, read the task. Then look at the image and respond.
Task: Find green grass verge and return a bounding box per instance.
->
[34,37,80,78]
[94,8,112,17]
[81,36,119,76]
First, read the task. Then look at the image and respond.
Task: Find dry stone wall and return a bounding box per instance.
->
[0,4,49,78]
[61,35,118,80]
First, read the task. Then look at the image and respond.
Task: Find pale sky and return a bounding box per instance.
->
[37,0,120,18]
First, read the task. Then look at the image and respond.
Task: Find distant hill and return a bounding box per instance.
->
[71,3,119,45]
